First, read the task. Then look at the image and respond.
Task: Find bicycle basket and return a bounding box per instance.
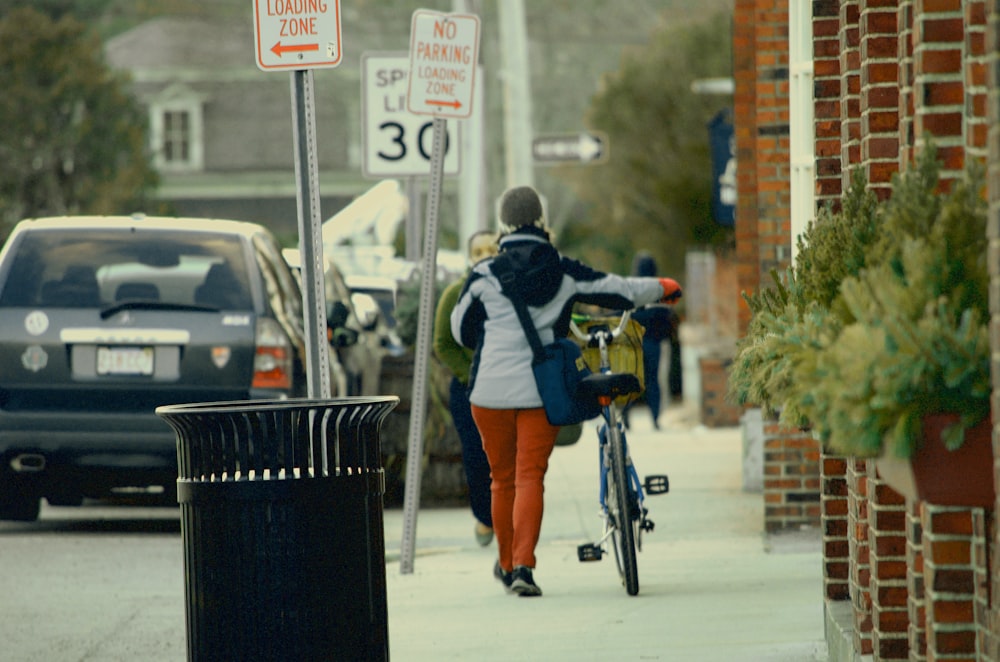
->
[571,316,646,407]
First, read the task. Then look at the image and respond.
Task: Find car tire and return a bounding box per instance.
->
[0,475,41,522]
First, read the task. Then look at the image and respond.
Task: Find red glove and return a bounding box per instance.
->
[659,278,682,303]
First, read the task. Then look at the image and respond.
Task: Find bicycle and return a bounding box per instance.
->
[570,310,670,596]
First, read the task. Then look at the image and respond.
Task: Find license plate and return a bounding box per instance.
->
[96,346,154,376]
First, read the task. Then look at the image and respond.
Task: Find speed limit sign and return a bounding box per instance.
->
[362,52,460,178]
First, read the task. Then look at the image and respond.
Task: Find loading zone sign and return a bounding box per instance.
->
[406,11,480,119]
[253,0,342,71]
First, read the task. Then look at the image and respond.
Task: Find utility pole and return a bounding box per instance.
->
[454,0,488,240]
[497,0,534,190]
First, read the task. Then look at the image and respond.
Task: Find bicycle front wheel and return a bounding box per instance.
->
[606,421,639,595]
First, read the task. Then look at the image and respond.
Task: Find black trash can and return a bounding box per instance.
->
[156,397,398,662]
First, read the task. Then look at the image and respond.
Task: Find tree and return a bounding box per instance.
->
[557,10,734,275]
[0,7,157,236]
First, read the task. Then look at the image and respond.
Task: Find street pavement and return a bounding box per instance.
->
[383,401,829,661]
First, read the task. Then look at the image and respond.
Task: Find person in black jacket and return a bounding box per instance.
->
[625,252,679,430]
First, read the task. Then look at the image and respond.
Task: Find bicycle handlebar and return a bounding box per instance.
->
[568,309,633,345]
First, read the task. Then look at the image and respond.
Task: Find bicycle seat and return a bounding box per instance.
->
[579,372,642,399]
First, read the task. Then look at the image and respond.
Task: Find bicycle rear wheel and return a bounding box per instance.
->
[606,422,639,595]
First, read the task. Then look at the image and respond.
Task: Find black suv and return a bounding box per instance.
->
[0,215,310,520]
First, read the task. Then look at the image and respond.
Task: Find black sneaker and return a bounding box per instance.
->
[510,565,542,597]
[493,560,513,593]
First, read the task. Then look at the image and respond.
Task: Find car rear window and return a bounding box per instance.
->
[0,228,254,310]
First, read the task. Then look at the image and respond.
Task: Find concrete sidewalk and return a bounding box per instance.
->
[382,403,829,661]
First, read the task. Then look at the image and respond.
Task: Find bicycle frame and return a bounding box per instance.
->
[572,311,668,596]
[597,421,647,538]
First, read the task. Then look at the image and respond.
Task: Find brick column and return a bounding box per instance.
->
[908,501,928,660]
[868,464,911,660]
[859,0,901,199]
[973,509,996,659]
[841,0,862,190]
[921,505,979,661]
[814,0,844,208]
[899,0,916,168]
[762,422,821,532]
[988,2,1000,661]
[848,459,874,656]
[733,0,759,335]
[965,0,989,158]
[988,1,1000,659]
[823,454,851,601]
[912,0,966,176]
[698,357,742,427]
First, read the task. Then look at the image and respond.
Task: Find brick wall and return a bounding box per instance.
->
[762,422,821,532]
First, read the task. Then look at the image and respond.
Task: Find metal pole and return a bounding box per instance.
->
[399,117,447,574]
[455,0,487,239]
[290,70,332,401]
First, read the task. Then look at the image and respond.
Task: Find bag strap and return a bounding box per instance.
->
[509,290,546,364]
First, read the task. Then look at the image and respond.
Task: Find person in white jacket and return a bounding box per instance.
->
[450,186,682,597]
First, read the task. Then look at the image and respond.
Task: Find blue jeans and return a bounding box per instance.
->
[450,378,492,527]
[623,338,663,427]
[642,337,663,422]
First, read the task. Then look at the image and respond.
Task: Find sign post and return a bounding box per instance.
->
[398,10,480,575]
[252,0,343,401]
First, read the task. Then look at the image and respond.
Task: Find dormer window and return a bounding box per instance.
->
[162,110,191,163]
[149,84,206,172]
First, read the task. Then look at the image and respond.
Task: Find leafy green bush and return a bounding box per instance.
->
[729,147,989,458]
[728,169,879,425]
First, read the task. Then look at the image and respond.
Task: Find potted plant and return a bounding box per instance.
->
[729,149,994,507]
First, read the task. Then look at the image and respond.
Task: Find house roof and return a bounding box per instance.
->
[105,17,254,72]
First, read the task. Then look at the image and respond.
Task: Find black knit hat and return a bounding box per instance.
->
[499,186,544,228]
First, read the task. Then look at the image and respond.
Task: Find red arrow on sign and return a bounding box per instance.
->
[271,41,320,57]
[427,99,462,109]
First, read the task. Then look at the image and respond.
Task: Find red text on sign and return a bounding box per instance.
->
[266,0,327,14]
[280,16,317,36]
[415,42,472,64]
[433,19,458,39]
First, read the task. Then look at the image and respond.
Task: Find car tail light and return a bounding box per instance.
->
[253,318,292,390]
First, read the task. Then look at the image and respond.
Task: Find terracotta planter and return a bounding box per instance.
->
[876,413,995,508]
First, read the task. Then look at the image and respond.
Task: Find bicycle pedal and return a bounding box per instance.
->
[641,519,655,533]
[577,543,603,562]
[644,474,669,495]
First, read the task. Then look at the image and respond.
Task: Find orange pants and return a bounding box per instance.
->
[470,406,559,571]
